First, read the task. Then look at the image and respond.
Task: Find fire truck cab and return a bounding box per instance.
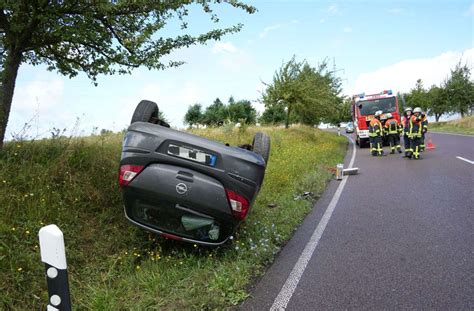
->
[351,90,400,148]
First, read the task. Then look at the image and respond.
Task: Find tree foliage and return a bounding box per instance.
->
[202,98,227,126]
[444,62,473,117]
[183,96,256,127]
[227,99,256,124]
[260,56,343,127]
[0,1,256,147]
[259,104,286,125]
[184,103,203,127]
[402,61,473,121]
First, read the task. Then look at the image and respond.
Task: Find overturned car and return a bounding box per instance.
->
[119,100,270,246]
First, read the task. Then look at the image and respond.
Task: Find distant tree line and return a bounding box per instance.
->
[398,61,473,122]
[184,57,346,128]
[184,96,257,127]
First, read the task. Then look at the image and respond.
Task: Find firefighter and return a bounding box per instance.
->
[408,107,424,159]
[401,107,413,157]
[369,110,384,156]
[384,113,402,154]
[420,111,428,151]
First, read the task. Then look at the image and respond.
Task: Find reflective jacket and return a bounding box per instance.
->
[409,115,423,138]
[384,118,400,135]
[369,118,383,137]
[421,114,428,132]
[401,115,411,134]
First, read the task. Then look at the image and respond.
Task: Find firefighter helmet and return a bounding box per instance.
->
[374,110,383,117]
[413,107,422,113]
[386,113,392,119]
[404,107,412,112]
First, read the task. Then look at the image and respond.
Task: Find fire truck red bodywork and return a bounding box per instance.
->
[351,90,400,147]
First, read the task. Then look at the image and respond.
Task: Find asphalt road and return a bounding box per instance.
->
[240,132,474,310]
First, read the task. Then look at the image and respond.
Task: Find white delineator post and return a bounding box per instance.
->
[38,225,72,311]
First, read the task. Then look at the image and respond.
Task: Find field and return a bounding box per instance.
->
[430,116,474,135]
[0,126,346,309]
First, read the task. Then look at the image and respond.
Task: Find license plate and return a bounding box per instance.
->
[168,144,217,166]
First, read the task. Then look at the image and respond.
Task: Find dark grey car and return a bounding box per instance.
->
[119,101,270,246]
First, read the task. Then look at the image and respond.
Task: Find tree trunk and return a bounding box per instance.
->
[285,105,291,129]
[0,50,22,149]
[435,114,440,122]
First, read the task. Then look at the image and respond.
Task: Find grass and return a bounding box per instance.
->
[429,116,474,135]
[0,125,347,310]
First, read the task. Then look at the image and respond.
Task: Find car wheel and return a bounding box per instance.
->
[252,132,271,164]
[131,100,158,124]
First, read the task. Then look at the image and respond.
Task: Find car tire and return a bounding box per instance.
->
[131,100,158,124]
[252,132,271,164]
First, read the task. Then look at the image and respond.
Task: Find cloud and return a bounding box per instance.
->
[259,20,300,38]
[328,4,339,14]
[320,18,326,24]
[388,8,404,15]
[12,78,64,114]
[212,41,237,54]
[343,26,352,33]
[210,41,255,73]
[464,3,474,16]
[348,48,474,95]
[259,24,283,38]
[7,77,65,138]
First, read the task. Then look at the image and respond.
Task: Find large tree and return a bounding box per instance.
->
[426,85,449,122]
[262,56,303,128]
[405,79,429,112]
[0,1,255,148]
[183,103,203,127]
[444,62,473,117]
[261,56,342,128]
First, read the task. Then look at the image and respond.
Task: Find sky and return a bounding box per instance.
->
[7,0,474,139]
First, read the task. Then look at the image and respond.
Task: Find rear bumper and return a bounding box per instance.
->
[123,206,230,246]
[123,163,238,244]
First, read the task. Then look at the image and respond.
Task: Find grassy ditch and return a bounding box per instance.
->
[0,126,346,310]
[430,116,474,135]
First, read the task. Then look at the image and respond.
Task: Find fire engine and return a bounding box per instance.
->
[351,90,401,148]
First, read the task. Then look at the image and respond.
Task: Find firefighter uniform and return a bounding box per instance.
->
[409,112,423,159]
[369,111,384,156]
[384,115,402,154]
[420,113,428,151]
[402,108,413,157]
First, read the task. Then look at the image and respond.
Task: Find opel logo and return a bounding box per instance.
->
[176,183,188,194]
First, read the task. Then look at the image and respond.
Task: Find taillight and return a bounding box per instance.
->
[160,232,183,241]
[119,165,144,187]
[225,189,250,220]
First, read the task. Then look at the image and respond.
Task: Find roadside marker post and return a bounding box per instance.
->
[336,163,344,180]
[38,225,72,311]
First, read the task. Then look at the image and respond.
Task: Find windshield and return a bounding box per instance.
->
[357,97,397,115]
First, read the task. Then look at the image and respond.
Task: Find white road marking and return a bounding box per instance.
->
[431,132,474,138]
[456,156,474,165]
[270,135,356,310]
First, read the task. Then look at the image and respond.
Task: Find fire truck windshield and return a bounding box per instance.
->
[358,97,396,115]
